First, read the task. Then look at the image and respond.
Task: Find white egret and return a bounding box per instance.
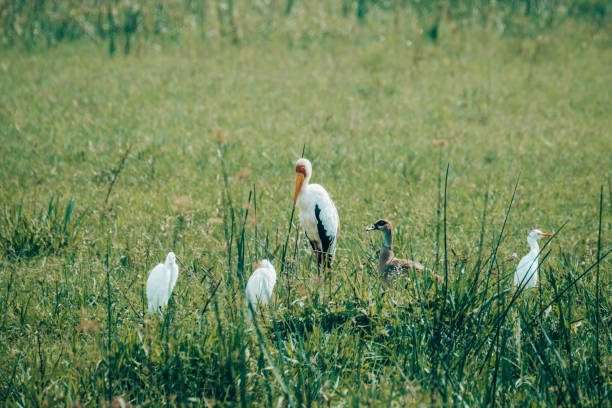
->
[514,229,552,289]
[365,219,424,280]
[146,252,179,314]
[245,260,277,316]
[293,158,339,269]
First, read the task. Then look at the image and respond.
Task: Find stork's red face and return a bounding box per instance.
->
[293,164,306,203]
[293,158,312,204]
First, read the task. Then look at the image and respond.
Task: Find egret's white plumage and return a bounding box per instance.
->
[293,158,339,269]
[514,229,551,289]
[146,252,179,314]
[245,260,277,315]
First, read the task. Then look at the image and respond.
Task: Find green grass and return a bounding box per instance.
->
[0,13,610,406]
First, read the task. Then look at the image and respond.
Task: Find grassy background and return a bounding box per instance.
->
[0,3,610,406]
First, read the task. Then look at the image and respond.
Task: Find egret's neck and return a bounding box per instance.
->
[167,262,177,275]
[382,229,393,249]
[528,237,539,252]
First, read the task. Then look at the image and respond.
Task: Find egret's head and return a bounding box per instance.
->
[165,252,177,265]
[255,259,275,271]
[366,219,392,232]
[293,158,312,203]
[528,229,552,241]
[254,260,275,277]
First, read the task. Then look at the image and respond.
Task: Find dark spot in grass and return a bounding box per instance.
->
[484,151,497,164]
[0,197,83,261]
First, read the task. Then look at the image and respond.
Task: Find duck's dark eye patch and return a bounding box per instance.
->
[375,220,387,227]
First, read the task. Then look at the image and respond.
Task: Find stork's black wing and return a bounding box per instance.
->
[314,204,334,254]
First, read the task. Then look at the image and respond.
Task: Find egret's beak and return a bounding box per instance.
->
[365,225,376,231]
[293,173,305,204]
[541,231,553,238]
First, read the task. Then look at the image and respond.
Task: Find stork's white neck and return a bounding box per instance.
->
[296,174,311,204]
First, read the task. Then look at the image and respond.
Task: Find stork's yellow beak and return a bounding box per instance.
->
[541,231,553,237]
[293,173,305,204]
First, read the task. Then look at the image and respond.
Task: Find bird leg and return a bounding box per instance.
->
[308,239,318,252]
[315,249,323,271]
[316,250,335,272]
[308,239,323,271]
[322,251,333,270]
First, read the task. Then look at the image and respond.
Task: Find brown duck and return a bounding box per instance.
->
[366,219,424,280]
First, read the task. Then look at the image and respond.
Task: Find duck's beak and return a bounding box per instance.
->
[365,225,376,231]
[293,173,305,204]
[541,231,553,238]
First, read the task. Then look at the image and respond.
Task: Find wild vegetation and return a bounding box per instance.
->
[1,1,609,52]
[0,1,610,406]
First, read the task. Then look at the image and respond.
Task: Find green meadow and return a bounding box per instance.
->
[0,2,610,406]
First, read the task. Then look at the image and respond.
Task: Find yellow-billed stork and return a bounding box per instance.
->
[293,158,339,269]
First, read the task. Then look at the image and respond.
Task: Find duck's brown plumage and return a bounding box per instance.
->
[367,219,424,280]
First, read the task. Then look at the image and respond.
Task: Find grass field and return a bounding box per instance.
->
[0,8,610,407]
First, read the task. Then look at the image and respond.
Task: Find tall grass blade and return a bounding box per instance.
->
[594,186,603,404]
